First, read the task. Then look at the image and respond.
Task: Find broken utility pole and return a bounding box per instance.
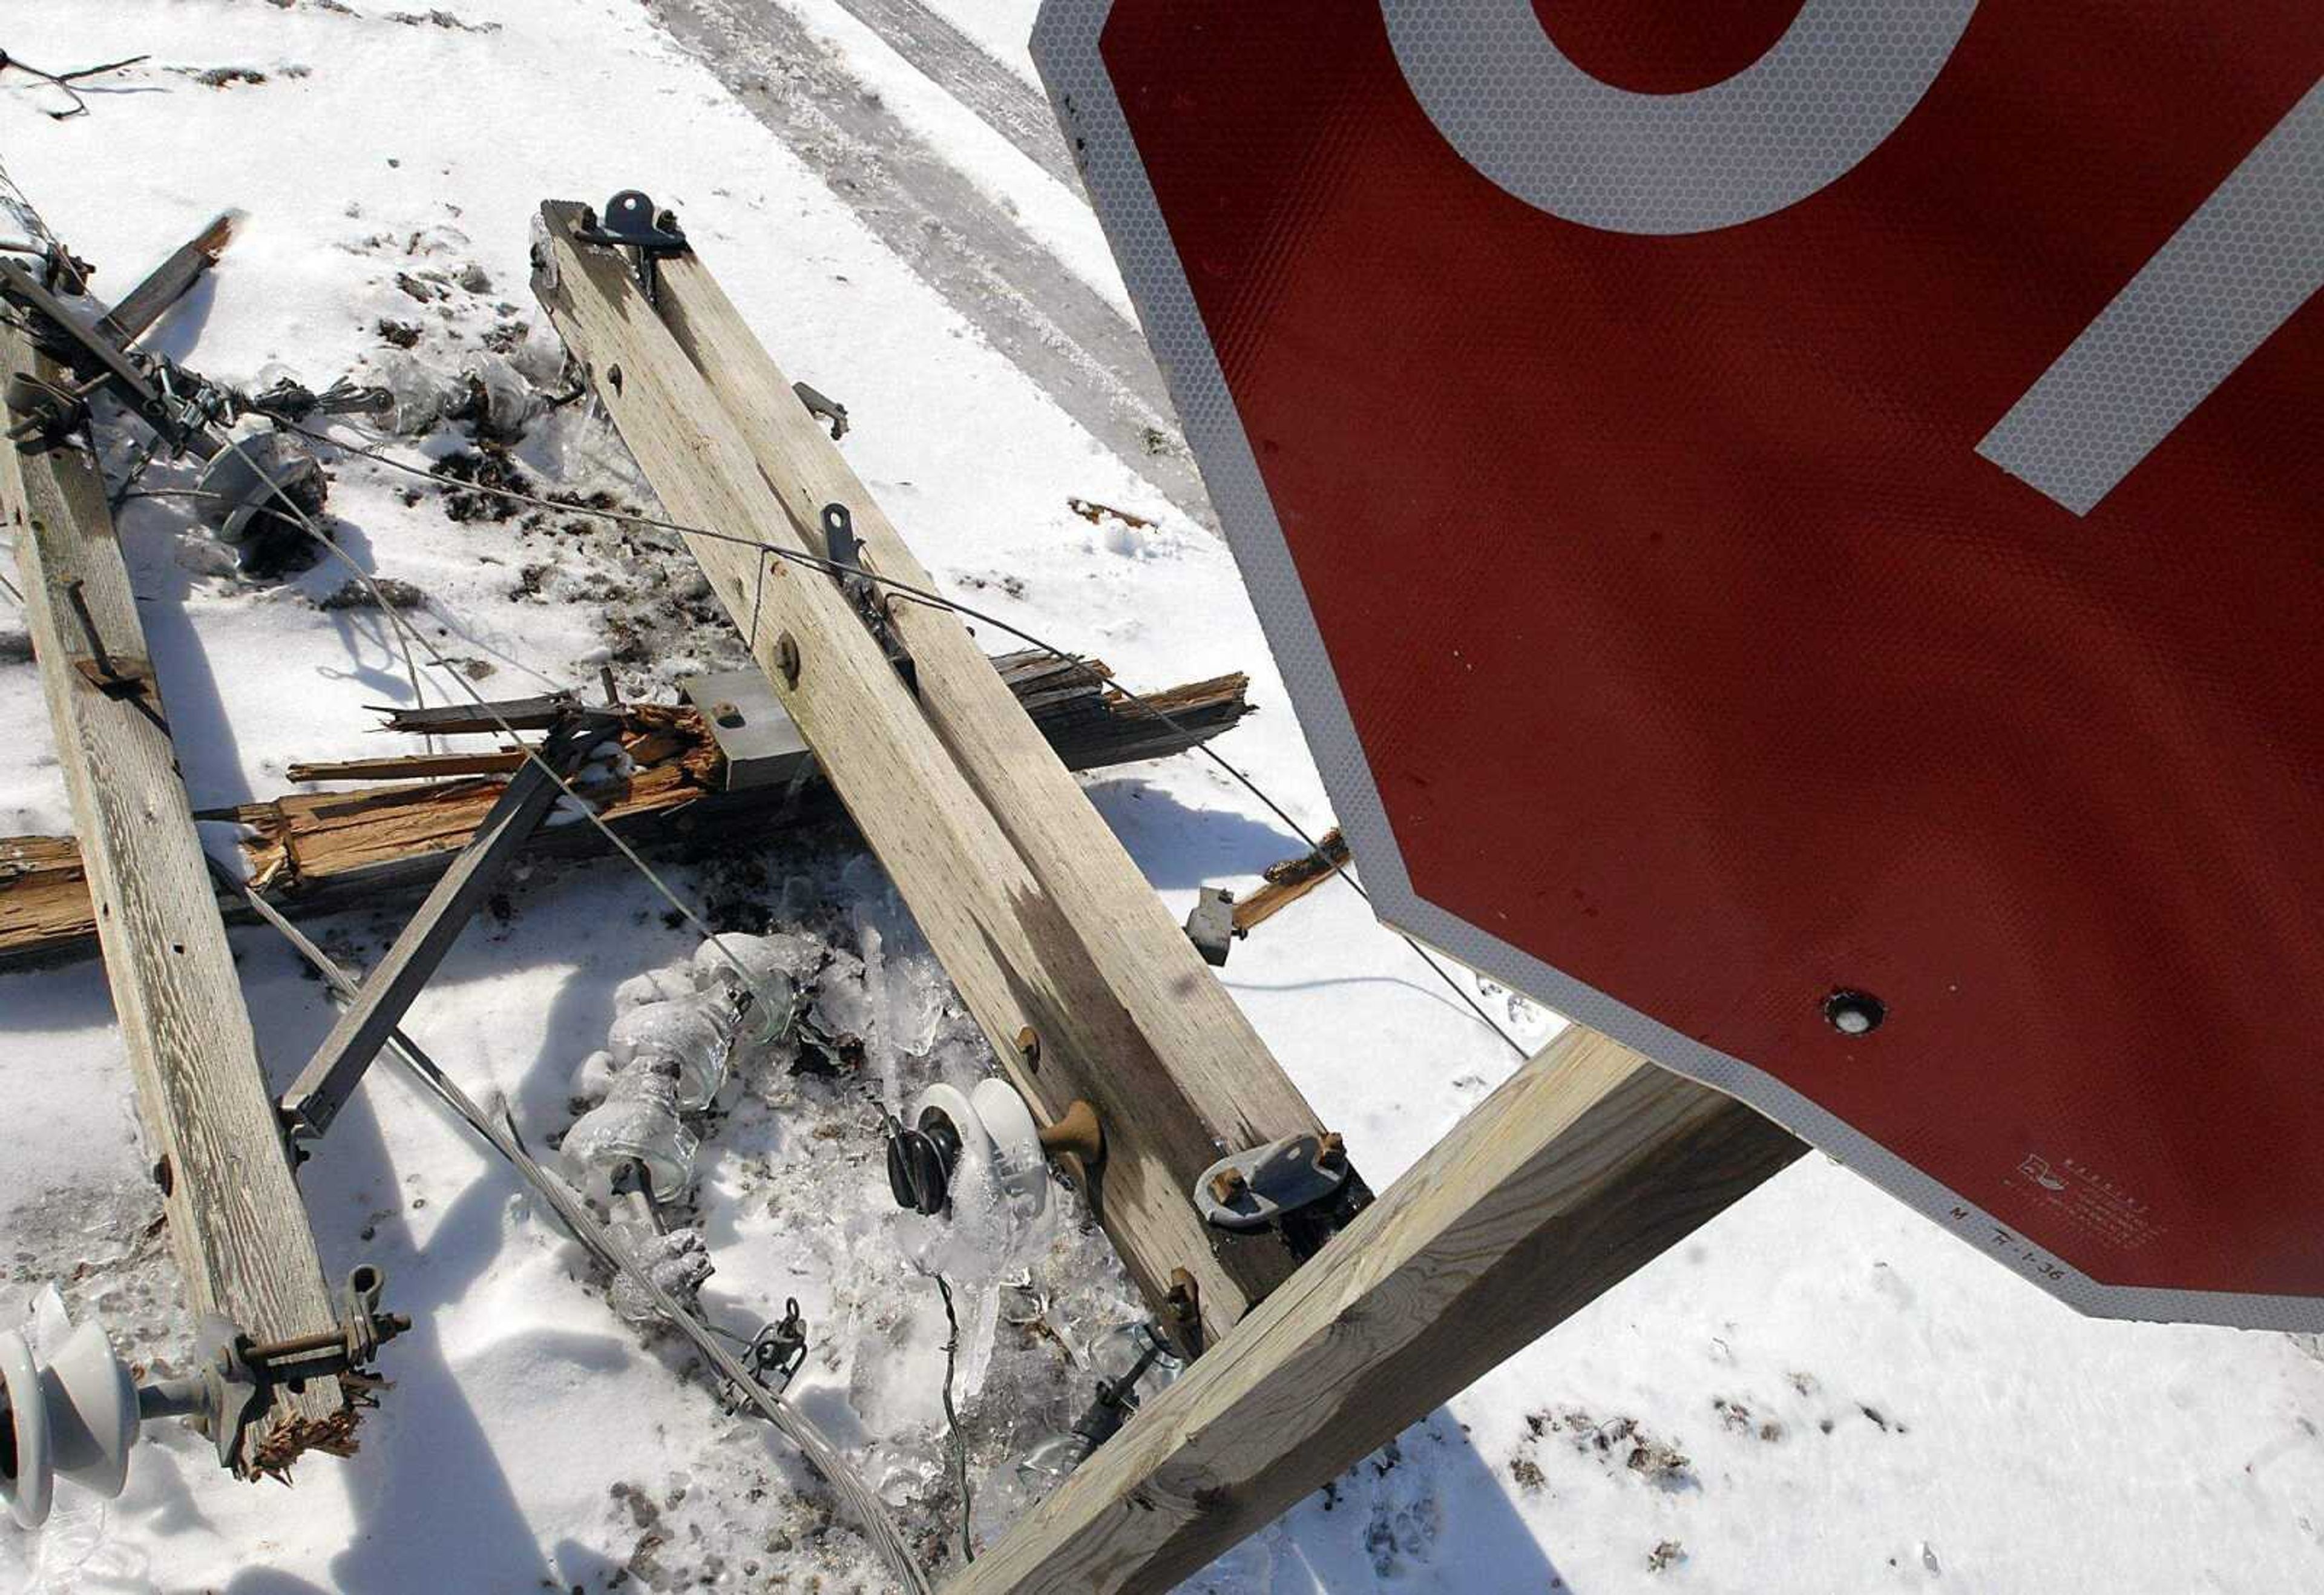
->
[535,196,1350,1349]
[0,655,1253,970]
[2,321,350,1471]
[948,1026,1807,1594]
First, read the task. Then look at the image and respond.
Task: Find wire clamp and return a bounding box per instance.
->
[1194,1132,1370,1261]
[2,369,92,452]
[720,1299,810,1412]
[821,501,917,695]
[574,190,691,306]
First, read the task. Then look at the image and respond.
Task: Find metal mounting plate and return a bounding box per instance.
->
[680,669,814,792]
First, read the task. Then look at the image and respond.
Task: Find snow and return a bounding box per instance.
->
[755,0,1137,318]
[0,2,2320,1592]
[895,0,1047,91]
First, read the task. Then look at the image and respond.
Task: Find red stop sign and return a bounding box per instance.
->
[1037,1,2324,1329]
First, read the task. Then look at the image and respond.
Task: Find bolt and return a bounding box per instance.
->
[1161,1266,1203,1360]
[711,700,744,729]
[1016,1025,1040,1070]
[1209,1166,1249,1206]
[1318,1131,1347,1169]
[774,631,800,688]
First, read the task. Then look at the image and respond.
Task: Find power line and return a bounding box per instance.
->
[170,432,810,1034]
[209,857,930,1593]
[933,1274,974,1565]
[288,422,1532,1057]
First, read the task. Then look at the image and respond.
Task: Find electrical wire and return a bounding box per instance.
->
[0,163,954,1581]
[0,47,149,122]
[933,1274,974,1565]
[208,857,930,1591]
[166,429,810,1036]
[286,421,1532,1058]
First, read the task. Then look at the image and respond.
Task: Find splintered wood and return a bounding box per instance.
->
[0,654,1252,969]
[2,322,349,1469]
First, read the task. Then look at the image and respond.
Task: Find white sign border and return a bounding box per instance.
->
[1031,0,2321,1334]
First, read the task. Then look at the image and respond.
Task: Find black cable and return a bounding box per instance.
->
[289,423,1531,1057]
[933,1274,974,1564]
[0,48,149,122]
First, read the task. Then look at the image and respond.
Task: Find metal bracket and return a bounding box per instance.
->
[1,245,330,567]
[1161,1267,1204,1361]
[678,669,814,791]
[1184,886,1238,967]
[0,260,226,456]
[1194,1132,1351,1232]
[280,710,622,1139]
[70,652,154,701]
[792,380,849,440]
[574,189,691,306]
[3,369,94,451]
[821,502,916,695]
[59,578,157,706]
[148,1264,411,1476]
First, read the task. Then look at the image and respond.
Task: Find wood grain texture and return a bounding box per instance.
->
[646,234,1356,1317]
[950,1026,1807,1594]
[2,327,346,1465]
[1232,827,1348,935]
[535,202,1322,1341]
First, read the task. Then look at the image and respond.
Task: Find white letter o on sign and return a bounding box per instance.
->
[1381,0,1980,236]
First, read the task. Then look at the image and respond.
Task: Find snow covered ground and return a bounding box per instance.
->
[0,2,2319,1591]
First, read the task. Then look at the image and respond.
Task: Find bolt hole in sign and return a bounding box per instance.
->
[1034,1,2324,1329]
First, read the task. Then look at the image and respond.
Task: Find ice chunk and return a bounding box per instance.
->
[869,945,947,1059]
[570,1048,617,1104]
[505,317,568,388]
[462,352,535,441]
[613,967,694,1014]
[608,995,736,1111]
[692,932,811,1053]
[562,1056,695,1201]
[970,1431,1089,1551]
[373,350,453,435]
[1086,1320,1181,1400]
[809,949,873,1043]
[693,930,820,992]
[606,1221,713,1326]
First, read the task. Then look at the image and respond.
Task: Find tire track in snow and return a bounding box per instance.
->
[829,0,1081,189]
[644,0,1217,528]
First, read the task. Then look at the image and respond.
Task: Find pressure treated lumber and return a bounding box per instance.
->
[536,201,1325,1343]
[951,1027,1807,1593]
[0,656,1252,970]
[1,326,347,1468]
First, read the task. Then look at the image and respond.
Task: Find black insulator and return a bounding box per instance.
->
[884,1108,963,1215]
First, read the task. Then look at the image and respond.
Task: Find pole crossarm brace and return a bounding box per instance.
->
[2,323,349,1470]
[533,196,1347,1347]
[951,1026,1807,1593]
[280,711,617,1140]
